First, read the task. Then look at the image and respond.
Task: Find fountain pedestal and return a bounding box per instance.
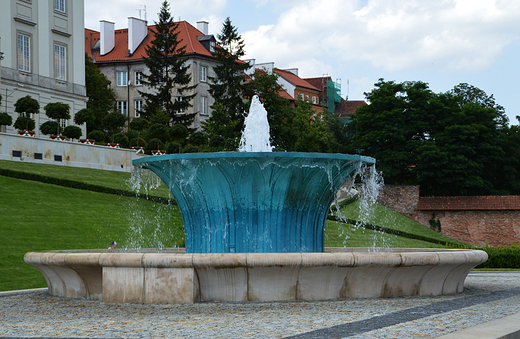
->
[24,248,487,303]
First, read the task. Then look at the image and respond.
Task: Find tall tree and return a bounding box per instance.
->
[44,102,70,135]
[14,95,40,131]
[140,1,196,129]
[84,54,116,133]
[207,17,250,139]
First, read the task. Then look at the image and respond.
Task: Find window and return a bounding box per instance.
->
[134,100,143,118]
[312,96,318,104]
[60,118,68,129]
[117,72,128,86]
[200,66,207,82]
[210,41,216,53]
[54,0,65,13]
[117,101,128,116]
[305,95,310,102]
[54,44,66,81]
[201,96,207,115]
[296,93,303,100]
[17,33,30,72]
[176,96,185,114]
[135,71,143,86]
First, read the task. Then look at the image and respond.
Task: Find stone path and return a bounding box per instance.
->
[1,272,520,338]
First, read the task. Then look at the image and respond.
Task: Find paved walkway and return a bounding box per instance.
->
[1,272,520,338]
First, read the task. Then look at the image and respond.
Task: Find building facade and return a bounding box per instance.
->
[85,19,220,130]
[0,0,87,137]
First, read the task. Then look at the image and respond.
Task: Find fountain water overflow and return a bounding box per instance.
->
[25,96,487,303]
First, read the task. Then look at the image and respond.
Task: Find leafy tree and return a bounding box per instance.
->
[451,83,508,128]
[40,121,61,136]
[245,69,296,151]
[201,102,239,150]
[347,79,508,196]
[140,1,197,129]
[85,54,116,133]
[14,95,39,131]
[129,117,149,148]
[0,112,12,127]
[148,123,169,142]
[169,123,189,144]
[44,102,70,135]
[102,111,126,143]
[207,17,250,138]
[87,130,106,143]
[187,131,207,147]
[74,108,95,131]
[292,100,331,153]
[63,125,83,141]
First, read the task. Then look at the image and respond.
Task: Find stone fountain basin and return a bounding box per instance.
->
[24,248,487,304]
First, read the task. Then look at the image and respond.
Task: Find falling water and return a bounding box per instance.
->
[239,95,273,152]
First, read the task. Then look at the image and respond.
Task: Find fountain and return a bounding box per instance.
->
[24,96,487,303]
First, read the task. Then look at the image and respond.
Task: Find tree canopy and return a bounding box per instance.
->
[85,54,116,133]
[140,0,197,129]
[346,79,516,196]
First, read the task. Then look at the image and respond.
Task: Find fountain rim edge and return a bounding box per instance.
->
[132,152,376,166]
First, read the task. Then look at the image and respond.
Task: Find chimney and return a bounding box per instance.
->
[100,20,115,55]
[286,68,299,76]
[256,62,274,73]
[197,21,209,35]
[128,17,147,55]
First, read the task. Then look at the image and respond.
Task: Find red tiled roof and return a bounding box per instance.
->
[275,68,319,91]
[417,196,520,211]
[336,99,367,118]
[85,21,213,63]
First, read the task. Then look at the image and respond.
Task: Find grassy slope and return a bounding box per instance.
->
[334,200,461,245]
[0,175,184,291]
[0,160,172,199]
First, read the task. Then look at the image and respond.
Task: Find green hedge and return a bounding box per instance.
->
[0,168,174,205]
[474,244,520,269]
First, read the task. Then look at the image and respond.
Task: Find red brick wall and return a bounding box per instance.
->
[377,187,520,246]
[377,185,420,216]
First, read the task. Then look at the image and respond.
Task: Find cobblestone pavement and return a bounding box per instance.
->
[1,272,519,338]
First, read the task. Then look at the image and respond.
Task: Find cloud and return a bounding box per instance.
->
[84,0,227,30]
[242,0,520,74]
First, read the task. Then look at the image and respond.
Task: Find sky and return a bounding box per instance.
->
[84,0,520,125]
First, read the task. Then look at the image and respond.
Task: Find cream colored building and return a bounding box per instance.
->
[86,19,219,130]
[0,0,87,137]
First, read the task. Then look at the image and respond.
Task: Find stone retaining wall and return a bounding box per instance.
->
[378,186,520,246]
[0,132,144,172]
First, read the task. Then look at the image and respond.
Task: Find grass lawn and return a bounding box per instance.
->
[0,160,172,199]
[0,175,184,291]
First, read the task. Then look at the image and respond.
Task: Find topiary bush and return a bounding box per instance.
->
[87,130,106,143]
[40,121,61,136]
[0,112,13,127]
[129,137,147,149]
[63,125,83,141]
[146,138,164,154]
[148,123,169,142]
[113,133,129,148]
[166,142,181,154]
[183,145,199,153]
[14,116,35,131]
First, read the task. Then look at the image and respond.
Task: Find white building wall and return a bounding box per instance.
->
[0,0,87,139]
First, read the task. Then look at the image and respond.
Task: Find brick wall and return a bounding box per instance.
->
[377,186,520,246]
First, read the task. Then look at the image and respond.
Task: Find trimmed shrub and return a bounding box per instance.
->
[0,112,13,126]
[169,124,189,143]
[148,123,169,142]
[87,130,106,143]
[166,142,181,154]
[40,121,61,136]
[113,133,129,148]
[63,125,83,140]
[187,131,207,146]
[129,137,147,149]
[14,116,35,131]
[146,138,164,154]
[183,145,199,153]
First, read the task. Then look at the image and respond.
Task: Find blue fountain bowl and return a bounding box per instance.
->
[133,152,375,253]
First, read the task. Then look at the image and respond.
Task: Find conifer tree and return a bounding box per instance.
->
[207,17,249,138]
[140,1,196,129]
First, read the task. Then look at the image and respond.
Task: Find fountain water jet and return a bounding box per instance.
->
[25,96,487,303]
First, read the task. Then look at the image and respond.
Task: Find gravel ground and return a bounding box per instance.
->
[1,272,519,338]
